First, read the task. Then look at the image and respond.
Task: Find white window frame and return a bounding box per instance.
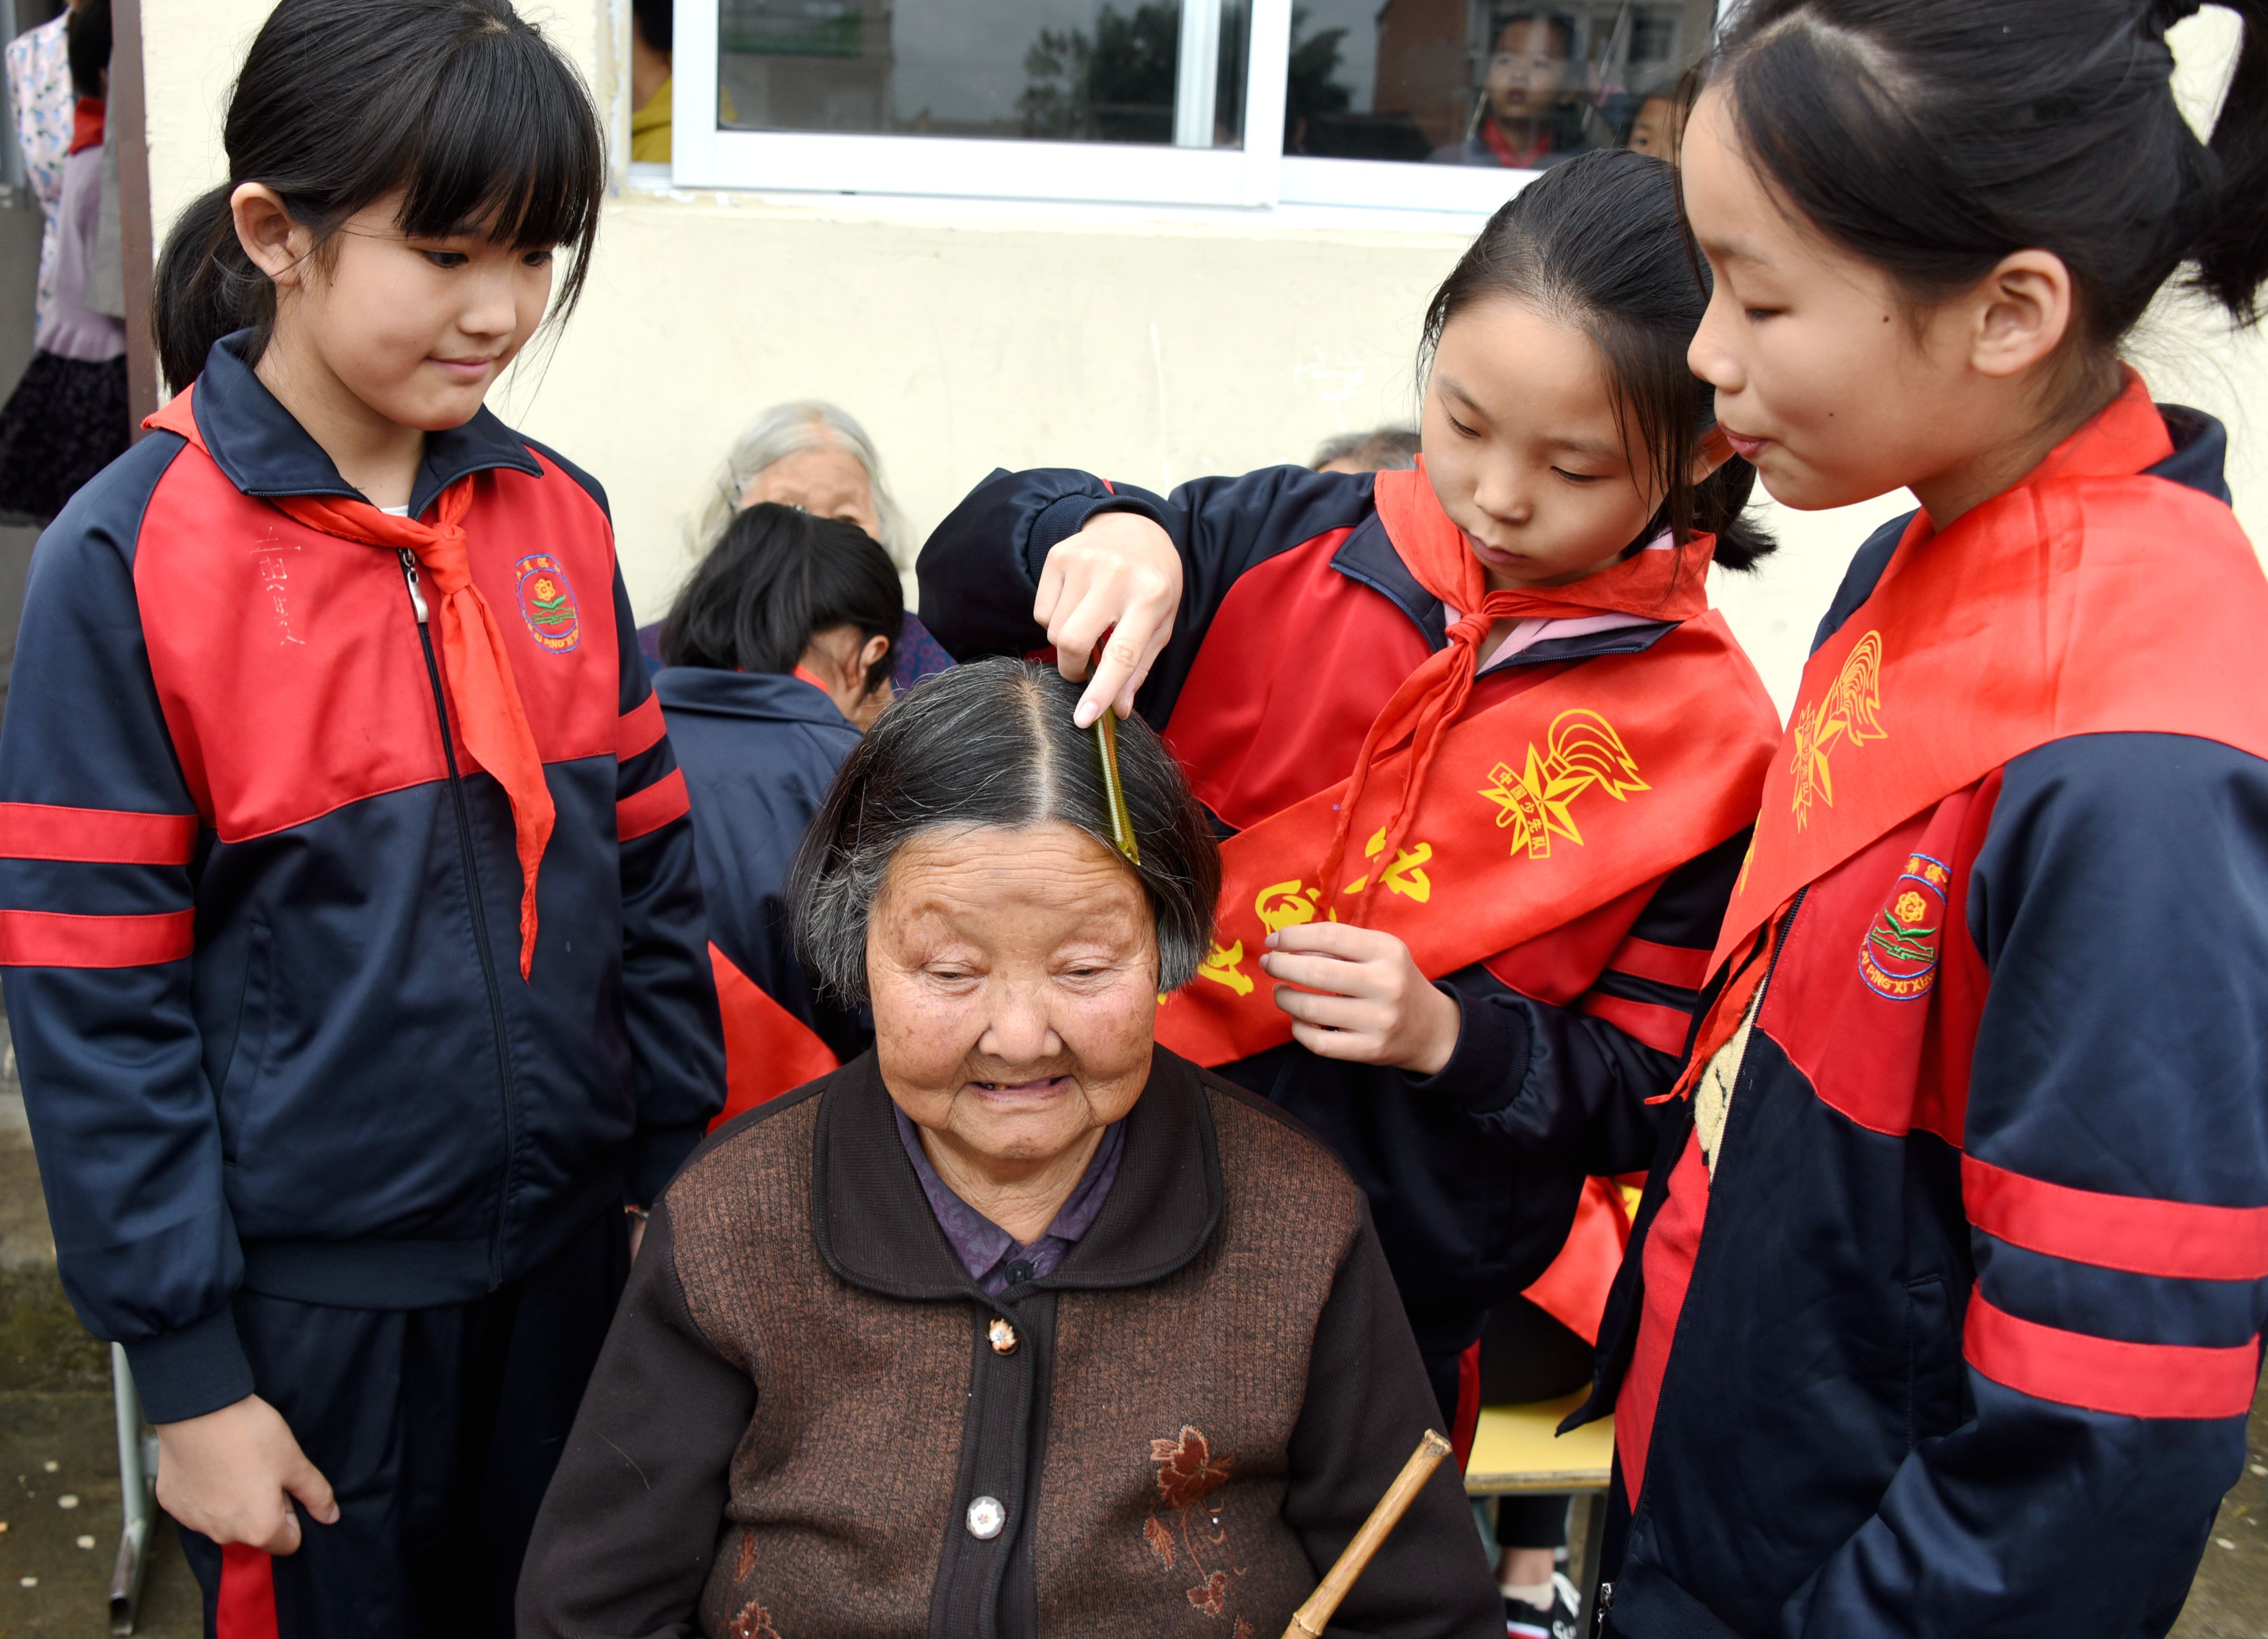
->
[674,0,1293,207]
[668,0,1711,218]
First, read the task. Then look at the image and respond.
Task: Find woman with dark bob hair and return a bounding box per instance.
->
[518,659,1499,1639]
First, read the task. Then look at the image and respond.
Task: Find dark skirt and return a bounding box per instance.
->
[0,349,129,526]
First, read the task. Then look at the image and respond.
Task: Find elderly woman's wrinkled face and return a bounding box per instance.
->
[868,822,1157,1171]
[738,441,883,540]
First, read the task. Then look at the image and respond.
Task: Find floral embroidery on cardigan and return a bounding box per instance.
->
[726,1600,781,1639]
[735,1527,759,1583]
[1145,1426,1249,1620]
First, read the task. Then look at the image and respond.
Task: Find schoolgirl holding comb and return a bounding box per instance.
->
[0,2,723,1632]
[1575,4,2268,1634]
[921,154,1782,1609]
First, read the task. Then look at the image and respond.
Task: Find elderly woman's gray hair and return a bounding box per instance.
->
[694,400,908,566]
[788,659,1220,1000]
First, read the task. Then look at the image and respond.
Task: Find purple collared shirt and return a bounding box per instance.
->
[892,1105,1125,1295]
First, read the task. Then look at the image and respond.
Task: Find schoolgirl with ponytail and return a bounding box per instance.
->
[0,1,723,1630]
[921,147,1782,1627]
[1579,5,2268,1636]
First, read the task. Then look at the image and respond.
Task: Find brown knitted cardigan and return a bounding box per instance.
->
[517,1047,1499,1639]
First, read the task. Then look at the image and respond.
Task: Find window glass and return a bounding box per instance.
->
[1283,1,1715,168]
[718,0,1250,147]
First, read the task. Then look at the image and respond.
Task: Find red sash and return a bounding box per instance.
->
[1685,376,2268,1083]
[1154,471,1782,1067]
[709,943,839,1129]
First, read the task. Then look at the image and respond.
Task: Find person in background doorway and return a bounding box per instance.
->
[654,502,902,1126]
[0,0,122,525]
[1622,83,1688,158]
[638,399,953,689]
[5,1,75,334]
[1440,10,1597,169]
[1312,425,1421,473]
[629,0,671,162]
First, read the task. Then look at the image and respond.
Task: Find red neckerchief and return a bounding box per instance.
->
[68,97,102,155]
[1323,462,1712,916]
[145,388,556,980]
[1480,116,1548,168]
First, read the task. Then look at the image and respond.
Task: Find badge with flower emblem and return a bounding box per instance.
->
[1859,852,1950,1000]
[513,553,580,653]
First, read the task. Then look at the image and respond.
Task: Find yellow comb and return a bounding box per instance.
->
[1092,711,1141,866]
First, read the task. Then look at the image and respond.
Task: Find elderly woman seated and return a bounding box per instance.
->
[518,659,1499,1639]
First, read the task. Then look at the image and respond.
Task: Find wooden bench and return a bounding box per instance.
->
[1463,1391,1614,1622]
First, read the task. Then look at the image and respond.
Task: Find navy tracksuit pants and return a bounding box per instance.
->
[178,1208,628,1638]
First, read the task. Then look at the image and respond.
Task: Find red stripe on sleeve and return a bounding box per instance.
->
[1579,991,1692,1057]
[0,803,197,865]
[1964,1154,2268,1281]
[217,1544,280,1639]
[616,767,689,842]
[617,693,667,760]
[1605,935,1712,992]
[1964,1292,2259,1420]
[0,908,194,967]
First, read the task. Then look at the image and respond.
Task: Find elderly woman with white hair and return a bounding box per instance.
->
[638,400,955,688]
[518,659,1499,1639]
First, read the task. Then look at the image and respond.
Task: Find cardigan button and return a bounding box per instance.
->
[966,1496,1006,1540]
[988,1318,1019,1355]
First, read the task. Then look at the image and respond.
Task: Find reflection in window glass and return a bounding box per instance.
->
[1284,1,1715,168]
[718,0,1250,147]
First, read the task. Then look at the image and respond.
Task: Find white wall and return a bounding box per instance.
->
[141,3,2263,716]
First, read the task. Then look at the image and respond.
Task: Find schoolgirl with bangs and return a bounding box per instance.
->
[0,2,724,1631]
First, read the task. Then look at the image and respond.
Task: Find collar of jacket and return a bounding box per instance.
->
[1327,508,1679,667]
[653,665,861,733]
[811,1047,1224,1302]
[183,329,543,515]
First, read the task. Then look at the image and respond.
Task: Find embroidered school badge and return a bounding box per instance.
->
[1858,851,1949,1000]
[513,554,580,653]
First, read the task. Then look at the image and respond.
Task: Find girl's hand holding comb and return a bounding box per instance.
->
[1034,510,1182,726]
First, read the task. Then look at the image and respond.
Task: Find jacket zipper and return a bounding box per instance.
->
[1614,882,1810,1581]
[401,549,519,1289]
[1755,884,1810,996]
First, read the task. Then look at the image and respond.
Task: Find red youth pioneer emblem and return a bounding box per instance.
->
[1858,852,1948,1000]
[513,553,579,653]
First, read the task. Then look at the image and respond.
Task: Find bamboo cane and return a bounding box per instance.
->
[1281,1429,1453,1638]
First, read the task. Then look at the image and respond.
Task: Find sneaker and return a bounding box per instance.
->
[1504,1572,1582,1639]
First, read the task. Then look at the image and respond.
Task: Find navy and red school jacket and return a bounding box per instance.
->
[1579,404,2268,1637]
[0,334,725,1425]
[653,665,870,1111]
[920,464,1741,1362]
